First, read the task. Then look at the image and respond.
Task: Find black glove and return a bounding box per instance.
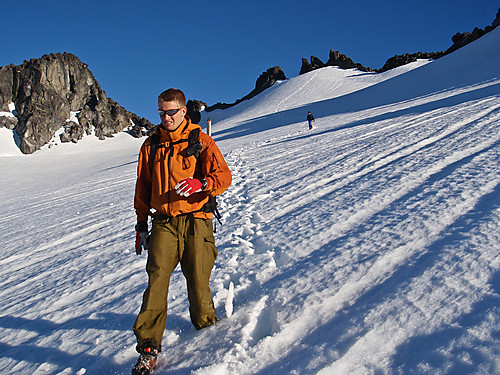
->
[135,221,148,255]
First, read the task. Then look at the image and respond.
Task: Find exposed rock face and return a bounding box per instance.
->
[186,99,207,124]
[377,51,446,73]
[299,58,313,75]
[207,66,286,112]
[300,50,373,75]
[327,50,373,72]
[0,115,18,130]
[493,8,500,28]
[253,66,287,94]
[0,52,152,154]
[446,8,499,55]
[299,56,327,75]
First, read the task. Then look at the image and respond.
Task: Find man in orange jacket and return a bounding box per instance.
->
[132,88,232,374]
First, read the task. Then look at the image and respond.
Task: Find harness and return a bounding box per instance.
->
[148,127,222,231]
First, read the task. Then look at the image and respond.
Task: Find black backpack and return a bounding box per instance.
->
[148,128,222,228]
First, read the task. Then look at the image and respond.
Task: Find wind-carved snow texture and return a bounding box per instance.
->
[0,29,499,374]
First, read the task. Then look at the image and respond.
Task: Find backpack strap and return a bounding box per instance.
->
[148,132,161,174]
[185,128,202,158]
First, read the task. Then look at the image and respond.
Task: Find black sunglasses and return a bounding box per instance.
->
[158,108,182,117]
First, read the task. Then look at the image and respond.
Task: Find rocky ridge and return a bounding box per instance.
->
[0,52,152,154]
[207,66,286,112]
[301,8,500,74]
[300,49,374,75]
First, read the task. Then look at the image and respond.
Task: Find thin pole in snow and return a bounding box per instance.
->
[207,118,212,136]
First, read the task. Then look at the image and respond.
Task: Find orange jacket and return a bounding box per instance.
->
[134,118,232,222]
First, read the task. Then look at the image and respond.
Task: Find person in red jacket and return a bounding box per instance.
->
[132,88,232,374]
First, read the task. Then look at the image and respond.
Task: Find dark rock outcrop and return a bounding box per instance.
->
[492,8,500,29]
[0,115,18,130]
[299,58,313,75]
[253,66,287,95]
[445,8,499,55]
[187,99,207,124]
[299,56,326,75]
[300,50,372,75]
[327,50,373,72]
[207,66,286,112]
[0,52,152,154]
[377,51,446,73]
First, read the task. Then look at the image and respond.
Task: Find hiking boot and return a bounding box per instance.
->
[132,345,158,375]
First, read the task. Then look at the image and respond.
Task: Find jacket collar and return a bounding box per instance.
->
[157,118,190,143]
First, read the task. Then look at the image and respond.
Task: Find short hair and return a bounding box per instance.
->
[158,88,186,107]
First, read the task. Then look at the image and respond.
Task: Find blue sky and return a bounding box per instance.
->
[2,0,499,123]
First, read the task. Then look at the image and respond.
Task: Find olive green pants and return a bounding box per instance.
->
[133,216,218,351]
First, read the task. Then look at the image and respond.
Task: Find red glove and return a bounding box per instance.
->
[175,178,205,197]
[135,232,147,255]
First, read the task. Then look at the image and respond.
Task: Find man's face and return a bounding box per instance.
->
[158,100,187,132]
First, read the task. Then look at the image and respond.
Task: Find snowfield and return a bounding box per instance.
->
[0,28,499,374]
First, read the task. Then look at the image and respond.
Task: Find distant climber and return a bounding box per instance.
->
[307,111,315,130]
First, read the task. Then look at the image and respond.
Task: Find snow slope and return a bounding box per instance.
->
[0,28,499,374]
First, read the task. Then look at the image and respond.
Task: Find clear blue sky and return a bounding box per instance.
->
[2,0,499,123]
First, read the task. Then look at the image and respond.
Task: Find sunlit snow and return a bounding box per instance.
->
[0,29,499,374]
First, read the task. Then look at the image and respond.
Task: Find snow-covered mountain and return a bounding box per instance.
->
[0,28,499,375]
